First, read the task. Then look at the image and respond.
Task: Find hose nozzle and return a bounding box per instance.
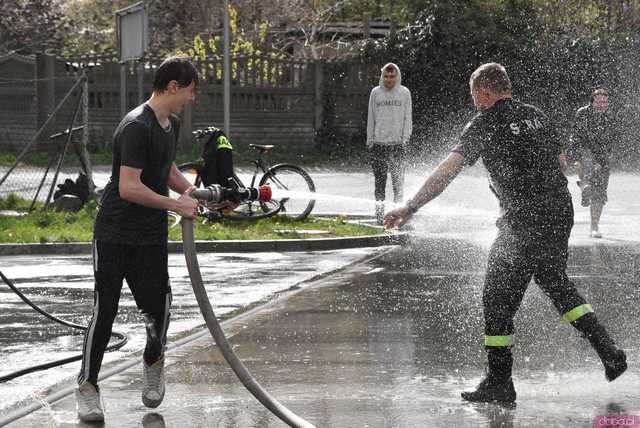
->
[191,183,272,203]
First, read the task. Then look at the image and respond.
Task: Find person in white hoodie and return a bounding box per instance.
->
[366,63,412,224]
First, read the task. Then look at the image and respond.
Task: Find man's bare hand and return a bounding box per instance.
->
[559,152,568,172]
[175,186,199,218]
[383,206,412,229]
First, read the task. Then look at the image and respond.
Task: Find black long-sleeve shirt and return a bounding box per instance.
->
[570,104,618,168]
[452,98,571,229]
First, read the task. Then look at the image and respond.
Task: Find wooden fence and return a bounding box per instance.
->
[0,53,378,152]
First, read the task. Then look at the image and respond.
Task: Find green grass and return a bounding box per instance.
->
[168,215,379,241]
[0,153,17,166]
[0,200,97,243]
[0,196,379,243]
[0,193,37,211]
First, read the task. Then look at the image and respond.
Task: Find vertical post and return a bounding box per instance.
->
[44,81,85,208]
[223,0,231,137]
[137,60,144,105]
[313,61,324,132]
[35,53,56,141]
[81,70,96,194]
[363,12,371,39]
[179,103,193,150]
[120,63,127,118]
[389,14,396,38]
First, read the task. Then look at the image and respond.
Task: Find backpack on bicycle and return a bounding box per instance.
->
[200,127,235,187]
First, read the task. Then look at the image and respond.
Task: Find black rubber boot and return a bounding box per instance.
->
[462,348,516,403]
[572,313,627,382]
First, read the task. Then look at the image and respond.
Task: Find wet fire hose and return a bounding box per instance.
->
[183,184,314,428]
[0,270,128,383]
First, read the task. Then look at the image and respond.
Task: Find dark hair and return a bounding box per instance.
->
[153,56,199,92]
[591,88,609,100]
[469,63,512,94]
[384,64,397,73]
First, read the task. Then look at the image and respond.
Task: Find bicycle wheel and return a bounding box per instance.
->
[219,199,282,221]
[259,164,315,221]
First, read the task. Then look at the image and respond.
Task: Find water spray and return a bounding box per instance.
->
[270,188,405,208]
[181,190,314,428]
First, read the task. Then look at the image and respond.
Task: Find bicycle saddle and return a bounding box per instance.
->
[249,144,274,152]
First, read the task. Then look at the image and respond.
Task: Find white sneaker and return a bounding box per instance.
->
[142,358,165,408]
[75,382,104,422]
[590,230,602,238]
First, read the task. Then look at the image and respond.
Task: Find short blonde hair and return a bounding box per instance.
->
[469,63,512,94]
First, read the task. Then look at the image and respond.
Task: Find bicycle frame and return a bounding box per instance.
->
[247,153,269,188]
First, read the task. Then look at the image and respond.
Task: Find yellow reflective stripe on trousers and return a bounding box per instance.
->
[563,304,594,322]
[485,335,512,347]
[216,135,232,150]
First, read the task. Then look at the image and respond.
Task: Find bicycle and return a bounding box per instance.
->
[178,127,316,221]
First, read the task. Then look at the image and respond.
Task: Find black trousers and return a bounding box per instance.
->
[370,144,405,203]
[483,209,590,347]
[583,164,610,206]
[78,240,172,386]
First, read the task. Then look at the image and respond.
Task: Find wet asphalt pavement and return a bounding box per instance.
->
[6,236,639,428]
[0,249,374,419]
[2,169,640,427]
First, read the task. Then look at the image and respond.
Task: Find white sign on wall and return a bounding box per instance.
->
[116,2,148,62]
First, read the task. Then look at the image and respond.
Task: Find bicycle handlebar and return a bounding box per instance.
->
[192,126,223,139]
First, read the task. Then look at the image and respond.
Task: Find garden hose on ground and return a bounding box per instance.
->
[181,217,315,428]
[0,270,128,383]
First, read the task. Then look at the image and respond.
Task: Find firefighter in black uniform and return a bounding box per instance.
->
[568,88,618,238]
[384,63,627,403]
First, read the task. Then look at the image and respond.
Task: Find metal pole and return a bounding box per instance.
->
[81,71,96,195]
[137,60,144,105]
[0,76,85,189]
[28,154,57,212]
[223,0,231,136]
[44,84,85,208]
[120,63,127,119]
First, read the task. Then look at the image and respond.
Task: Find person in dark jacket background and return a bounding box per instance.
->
[568,88,619,238]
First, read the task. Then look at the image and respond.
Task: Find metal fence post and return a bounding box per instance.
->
[81,70,96,195]
[314,61,324,132]
[35,53,56,142]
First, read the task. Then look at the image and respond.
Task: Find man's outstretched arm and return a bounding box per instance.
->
[383,152,466,229]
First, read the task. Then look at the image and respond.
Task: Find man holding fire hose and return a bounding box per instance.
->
[75,56,201,422]
[384,63,626,403]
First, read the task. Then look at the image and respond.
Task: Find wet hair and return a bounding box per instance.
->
[591,88,609,101]
[469,63,512,94]
[153,56,199,93]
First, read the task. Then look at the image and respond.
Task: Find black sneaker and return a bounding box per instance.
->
[461,376,516,403]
